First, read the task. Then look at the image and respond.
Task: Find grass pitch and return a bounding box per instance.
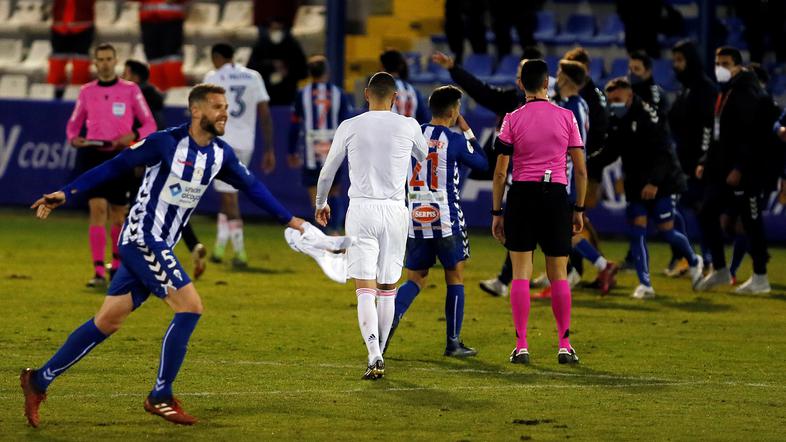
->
[1,208,785,440]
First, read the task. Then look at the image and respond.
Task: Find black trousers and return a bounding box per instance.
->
[444,0,488,63]
[699,183,769,274]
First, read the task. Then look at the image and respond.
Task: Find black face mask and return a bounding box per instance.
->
[674,66,692,85]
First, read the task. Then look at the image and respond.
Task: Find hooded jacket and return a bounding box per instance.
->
[591,95,686,200]
[668,42,717,176]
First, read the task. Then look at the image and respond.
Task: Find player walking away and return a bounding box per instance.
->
[287,55,354,233]
[205,43,277,268]
[531,61,617,297]
[380,49,431,124]
[123,59,208,279]
[592,78,704,299]
[22,84,305,427]
[491,59,587,365]
[315,72,428,380]
[385,86,488,358]
[138,0,187,91]
[67,43,157,288]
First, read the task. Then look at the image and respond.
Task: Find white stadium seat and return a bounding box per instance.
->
[102,1,139,38]
[0,74,30,99]
[184,3,222,38]
[28,82,54,100]
[0,0,44,33]
[234,47,252,66]
[0,0,11,21]
[94,1,118,33]
[132,43,147,63]
[5,40,51,78]
[0,39,24,71]
[62,84,81,101]
[164,86,190,107]
[222,1,253,38]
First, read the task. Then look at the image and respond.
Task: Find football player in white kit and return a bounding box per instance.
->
[315,72,429,380]
[204,43,277,267]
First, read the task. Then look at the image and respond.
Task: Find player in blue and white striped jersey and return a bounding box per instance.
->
[385,86,488,358]
[381,49,431,124]
[288,55,353,232]
[23,84,304,427]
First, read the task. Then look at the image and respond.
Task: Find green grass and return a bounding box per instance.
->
[1,208,785,440]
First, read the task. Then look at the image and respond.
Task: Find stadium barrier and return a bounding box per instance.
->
[2,98,786,241]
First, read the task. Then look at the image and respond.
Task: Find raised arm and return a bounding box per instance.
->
[456,114,488,171]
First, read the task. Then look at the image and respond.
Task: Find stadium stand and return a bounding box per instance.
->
[0,74,29,99]
[28,82,54,100]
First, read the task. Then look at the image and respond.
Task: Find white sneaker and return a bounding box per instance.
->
[688,255,704,290]
[479,278,508,297]
[568,268,582,288]
[531,273,550,288]
[734,274,771,294]
[695,267,732,292]
[631,284,655,299]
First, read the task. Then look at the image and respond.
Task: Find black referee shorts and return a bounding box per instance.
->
[75,148,134,206]
[504,181,572,257]
[141,20,184,62]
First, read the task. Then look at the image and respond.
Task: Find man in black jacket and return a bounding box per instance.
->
[592,78,703,299]
[666,40,717,275]
[564,47,608,157]
[695,47,771,294]
[629,51,669,117]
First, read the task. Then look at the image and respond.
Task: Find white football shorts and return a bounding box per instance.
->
[345,199,408,284]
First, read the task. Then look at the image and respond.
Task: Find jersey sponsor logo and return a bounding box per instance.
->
[177,159,194,166]
[112,102,126,117]
[161,175,208,208]
[412,205,440,223]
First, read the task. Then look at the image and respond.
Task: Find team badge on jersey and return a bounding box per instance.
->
[112,102,126,117]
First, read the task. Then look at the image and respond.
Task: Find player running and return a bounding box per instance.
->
[205,43,277,268]
[492,59,587,365]
[22,84,305,427]
[315,72,428,380]
[67,43,157,287]
[288,55,354,233]
[385,85,488,357]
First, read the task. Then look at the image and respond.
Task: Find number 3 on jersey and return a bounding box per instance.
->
[409,152,440,190]
[229,85,247,117]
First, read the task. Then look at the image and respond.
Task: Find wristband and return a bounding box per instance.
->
[491,209,504,216]
[463,129,476,140]
[573,205,585,212]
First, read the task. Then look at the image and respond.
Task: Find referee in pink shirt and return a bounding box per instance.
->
[491,59,587,365]
[66,43,157,288]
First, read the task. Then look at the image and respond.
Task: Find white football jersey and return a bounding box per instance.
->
[204,63,270,152]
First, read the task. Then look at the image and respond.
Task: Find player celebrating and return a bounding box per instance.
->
[67,43,157,287]
[385,86,488,357]
[288,55,354,232]
[205,43,277,268]
[492,59,587,365]
[22,84,305,427]
[315,72,428,380]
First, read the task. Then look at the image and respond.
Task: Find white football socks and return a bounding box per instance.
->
[376,289,397,353]
[356,288,381,364]
[216,213,230,248]
[228,219,245,255]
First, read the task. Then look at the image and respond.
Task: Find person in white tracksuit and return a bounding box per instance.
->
[315,72,429,380]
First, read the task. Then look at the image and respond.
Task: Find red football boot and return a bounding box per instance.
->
[144,396,198,425]
[20,368,46,428]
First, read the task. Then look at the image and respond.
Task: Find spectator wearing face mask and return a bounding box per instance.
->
[694,46,772,294]
[629,51,669,117]
[247,18,308,105]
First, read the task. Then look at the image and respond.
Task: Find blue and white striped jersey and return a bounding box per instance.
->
[289,82,353,170]
[391,79,431,124]
[62,124,293,248]
[407,124,488,239]
[557,95,589,199]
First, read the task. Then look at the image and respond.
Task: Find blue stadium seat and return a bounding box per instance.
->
[589,58,605,85]
[545,54,560,77]
[492,54,520,77]
[770,74,786,96]
[585,14,624,47]
[534,11,558,42]
[652,59,679,92]
[551,14,596,45]
[463,53,494,79]
[403,52,422,76]
[609,57,629,79]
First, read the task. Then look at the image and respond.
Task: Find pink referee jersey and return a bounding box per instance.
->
[497,99,584,185]
[66,78,156,151]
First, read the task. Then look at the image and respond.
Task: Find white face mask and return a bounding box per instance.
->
[715,65,732,84]
[269,30,285,44]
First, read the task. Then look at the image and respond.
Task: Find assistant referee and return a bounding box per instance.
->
[491,59,587,366]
